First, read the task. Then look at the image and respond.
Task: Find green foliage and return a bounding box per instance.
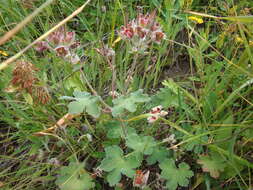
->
[146,146,171,165]
[148,87,177,109]
[1,0,253,189]
[60,91,101,117]
[126,133,156,155]
[159,159,194,190]
[99,145,141,186]
[182,126,208,154]
[56,162,95,190]
[112,89,150,117]
[104,121,136,139]
[162,79,198,105]
[197,154,226,178]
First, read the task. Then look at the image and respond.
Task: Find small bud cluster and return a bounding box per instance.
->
[109,90,120,98]
[35,26,80,64]
[119,11,166,52]
[92,167,103,178]
[147,105,168,123]
[162,134,176,144]
[11,60,50,104]
[95,45,115,61]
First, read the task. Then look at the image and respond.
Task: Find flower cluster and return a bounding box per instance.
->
[109,90,119,98]
[188,16,203,24]
[119,11,166,52]
[163,134,176,144]
[147,105,168,123]
[35,26,80,64]
[10,60,50,104]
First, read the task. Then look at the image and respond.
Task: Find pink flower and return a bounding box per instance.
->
[147,115,159,123]
[64,31,75,44]
[35,41,49,52]
[136,26,147,38]
[34,26,80,64]
[152,31,166,44]
[137,10,156,27]
[47,27,76,46]
[147,105,168,123]
[120,25,134,39]
[47,27,65,45]
[150,105,163,114]
[118,10,166,52]
[55,46,69,57]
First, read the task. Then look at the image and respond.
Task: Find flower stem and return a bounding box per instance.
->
[125,53,139,92]
[79,68,111,111]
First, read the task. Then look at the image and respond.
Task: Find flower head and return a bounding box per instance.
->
[118,10,166,52]
[34,41,50,53]
[34,26,80,64]
[10,60,51,104]
[147,105,168,123]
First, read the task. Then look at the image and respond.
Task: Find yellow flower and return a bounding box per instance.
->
[249,40,253,46]
[235,35,244,43]
[188,16,203,24]
[0,50,8,56]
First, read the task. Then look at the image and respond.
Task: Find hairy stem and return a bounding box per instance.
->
[79,68,111,111]
[125,53,139,92]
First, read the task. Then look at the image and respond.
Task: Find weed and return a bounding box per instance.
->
[0,0,253,189]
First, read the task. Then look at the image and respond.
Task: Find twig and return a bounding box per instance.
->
[0,0,92,71]
[33,113,76,136]
[0,0,55,45]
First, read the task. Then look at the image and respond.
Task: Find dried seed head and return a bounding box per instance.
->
[11,61,38,92]
[33,86,51,104]
[10,60,51,105]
